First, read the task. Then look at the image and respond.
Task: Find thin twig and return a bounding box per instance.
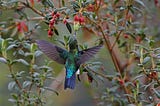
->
[20,1,45,17]
[8,64,22,89]
[110,8,129,51]
[86,16,132,103]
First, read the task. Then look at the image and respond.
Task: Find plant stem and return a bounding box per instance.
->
[86,16,132,102]
[20,1,45,17]
[98,25,132,103]
[8,64,22,89]
[110,8,129,51]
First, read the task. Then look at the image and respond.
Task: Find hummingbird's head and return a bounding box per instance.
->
[69,37,78,50]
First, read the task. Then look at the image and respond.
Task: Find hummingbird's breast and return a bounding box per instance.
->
[65,53,78,78]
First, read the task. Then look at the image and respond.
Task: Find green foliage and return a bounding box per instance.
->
[0,38,57,105]
[0,0,160,106]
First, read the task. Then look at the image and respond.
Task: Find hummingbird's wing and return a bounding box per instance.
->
[36,40,68,64]
[77,44,102,65]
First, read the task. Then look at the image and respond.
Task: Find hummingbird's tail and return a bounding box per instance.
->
[64,74,76,89]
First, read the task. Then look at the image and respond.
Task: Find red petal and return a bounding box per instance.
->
[21,21,28,32]
[30,0,34,7]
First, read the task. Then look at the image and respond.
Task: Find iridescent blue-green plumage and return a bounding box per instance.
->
[36,37,102,89]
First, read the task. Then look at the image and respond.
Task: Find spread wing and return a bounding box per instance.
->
[77,44,102,66]
[36,40,68,64]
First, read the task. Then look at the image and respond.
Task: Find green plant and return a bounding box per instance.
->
[0,0,160,106]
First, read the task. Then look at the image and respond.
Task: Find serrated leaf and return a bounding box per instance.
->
[66,22,72,33]
[8,81,16,91]
[0,57,7,64]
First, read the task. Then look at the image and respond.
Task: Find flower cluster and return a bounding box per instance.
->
[74,14,85,24]
[48,12,60,37]
[73,14,85,31]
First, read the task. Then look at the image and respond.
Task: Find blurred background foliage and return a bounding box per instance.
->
[0,0,160,106]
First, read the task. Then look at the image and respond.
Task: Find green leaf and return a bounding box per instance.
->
[54,39,65,46]
[23,42,31,50]
[7,0,19,4]
[135,0,145,7]
[0,57,7,64]
[66,22,72,33]
[1,39,7,49]
[23,81,32,88]
[31,43,37,53]
[54,28,59,35]
[25,52,33,57]
[13,59,29,66]
[43,87,59,95]
[34,50,43,57]
[8,81,16,91]
[42,0,54,8]
[11,93,18,100]
[142,57,150,64]
[39,66,53,71]
[62,0,65,6]
[8,99,16,103]
[16,71,25,77]
[6,44,17,51]
[64,36,69,43]
[18,49,25,56]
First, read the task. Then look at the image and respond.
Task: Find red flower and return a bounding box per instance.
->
[154,0,159,7]
[17,21,28,33]
[63,19,67,24]
[74,15,85,24]
[48,29,53,37]
[79,16,85,24]
[17,22,22,32]
[136,36,142,43]
[87,4,94,12]
[56,12,60,18]
[123,34,129,39]
[74,15,80,22]
[29,0,34,7]
[118,79,124,86]
[156,103,160,106]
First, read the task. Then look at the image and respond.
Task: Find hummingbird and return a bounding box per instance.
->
[36,37,102,89]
